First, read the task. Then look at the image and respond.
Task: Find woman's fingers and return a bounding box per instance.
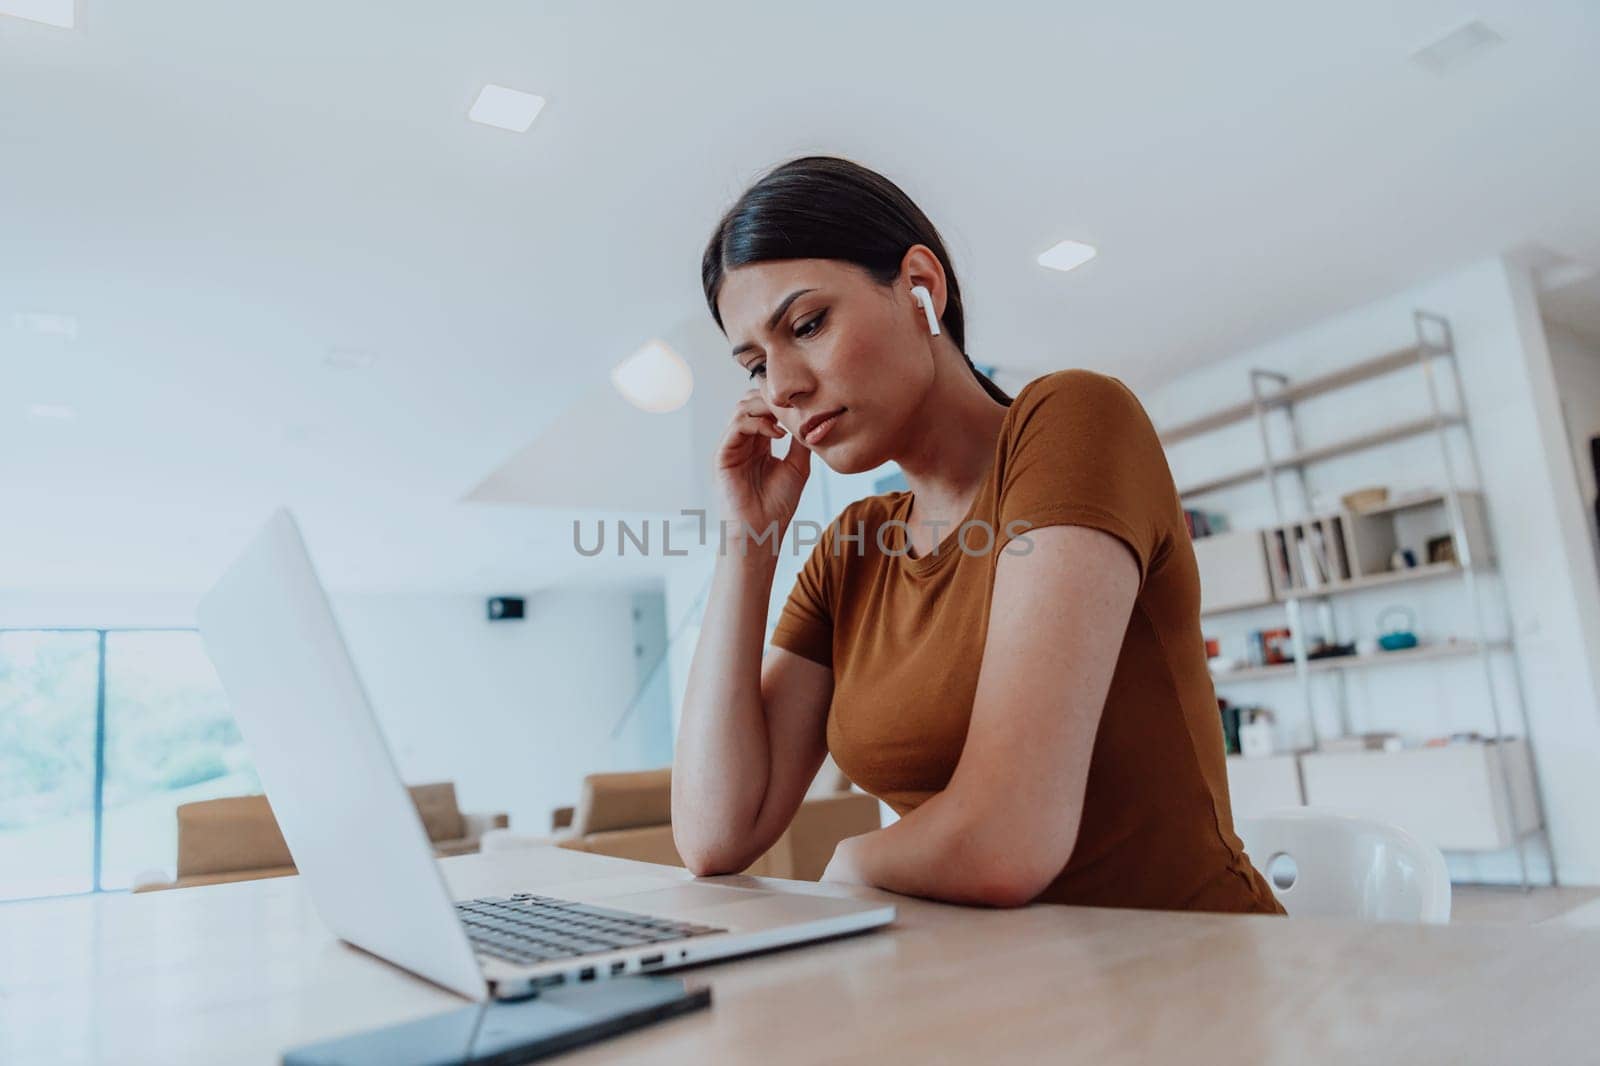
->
[734,390,783,424]
[733,410,784,438]
[716,413,783,466]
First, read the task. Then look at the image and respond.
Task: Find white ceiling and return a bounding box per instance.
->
[4,0,1600,597]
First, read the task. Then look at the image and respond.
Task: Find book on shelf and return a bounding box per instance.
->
[1308,524,1332,581]
[1296,532,1325,588]
[1321,520,1351,580]
[1269,531,1293,590]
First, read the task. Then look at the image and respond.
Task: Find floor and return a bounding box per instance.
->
[1450,885,1600,925]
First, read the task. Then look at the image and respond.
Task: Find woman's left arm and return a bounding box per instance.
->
[821,522,1140,906]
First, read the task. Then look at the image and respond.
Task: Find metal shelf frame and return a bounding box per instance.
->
[1209,638,1510,683]
[1175,311,1554,890]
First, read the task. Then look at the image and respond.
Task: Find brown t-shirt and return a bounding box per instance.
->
[771,368,1282,914]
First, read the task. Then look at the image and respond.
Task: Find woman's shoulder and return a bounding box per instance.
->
[1003,367,1153,442]
[1011,367,1140,413]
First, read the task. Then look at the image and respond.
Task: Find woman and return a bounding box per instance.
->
[672,156,1282,914]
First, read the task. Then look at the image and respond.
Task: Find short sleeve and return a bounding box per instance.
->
[770,517,838,668]
[995,370,1175,586]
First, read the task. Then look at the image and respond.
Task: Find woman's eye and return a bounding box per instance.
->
[794,311,826,338]
[747,363,766,380]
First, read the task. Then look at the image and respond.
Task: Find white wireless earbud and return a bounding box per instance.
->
[910,285,941,337]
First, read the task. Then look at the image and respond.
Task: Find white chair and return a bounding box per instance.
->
[1237,808,1452,924]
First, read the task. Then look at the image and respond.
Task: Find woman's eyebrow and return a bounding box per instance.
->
[730,287,818,359]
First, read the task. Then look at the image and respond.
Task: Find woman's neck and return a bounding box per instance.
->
[894,351,1009,535]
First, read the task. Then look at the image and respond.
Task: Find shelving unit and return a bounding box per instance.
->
[1167,311,1552,889]
[1208,638,1509,683]
[1177,415,1464,497]
[1197,545,1467,619]
[1257,490,1491,600]
[1161,343,1427,444]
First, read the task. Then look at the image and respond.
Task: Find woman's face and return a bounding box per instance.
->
[717,257,935,475]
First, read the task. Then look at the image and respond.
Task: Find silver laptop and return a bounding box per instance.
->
[196,508,894,1001]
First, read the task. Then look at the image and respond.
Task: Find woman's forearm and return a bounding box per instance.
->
[841,789,1066,908]
[671,537,782,871]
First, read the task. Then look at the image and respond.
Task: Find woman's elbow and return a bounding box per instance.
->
[680,848,741,878]
[966,870,1048,909]
[673,829,748,878]
[961,845,1068,908]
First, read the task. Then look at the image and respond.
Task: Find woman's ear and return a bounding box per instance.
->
[899,244,948,322]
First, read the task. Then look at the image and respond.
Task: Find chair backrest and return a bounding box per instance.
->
[408,782,466,844]
[176,794,294,878]
[572,768,674,836]
[1237,808,1451,924]
[175,782,466,877]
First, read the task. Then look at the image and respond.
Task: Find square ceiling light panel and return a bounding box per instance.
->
[469,85,547,132]
[1037,240,1098,273]
[0,0,75,28]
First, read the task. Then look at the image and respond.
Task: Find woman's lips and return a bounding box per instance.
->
[802,409,845,446]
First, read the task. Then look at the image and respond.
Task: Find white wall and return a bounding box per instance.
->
[334,588,670,835]
[0,588,198,629]
[1543,321,1600,579]
[1142,256,1600,885]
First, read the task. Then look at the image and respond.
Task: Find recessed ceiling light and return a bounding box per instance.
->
[1037,240,1098,273]
[27,403,76,420]
[323,347,376,370]
[468,85,547,133]
[1411,20,1504,75]
[13,311,79,338]
[0,0,75,28]
[611,340,693,413]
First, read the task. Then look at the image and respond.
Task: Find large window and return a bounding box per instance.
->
[0,629,257,901]
[0,631,99,899]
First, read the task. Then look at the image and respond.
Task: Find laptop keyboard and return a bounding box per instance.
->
[456,894,725,967]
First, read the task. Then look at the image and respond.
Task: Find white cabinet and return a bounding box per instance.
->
[1225,754,1304,816]
[1298,740,1538,851]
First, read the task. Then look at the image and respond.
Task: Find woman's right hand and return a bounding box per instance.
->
[713,388,812,547]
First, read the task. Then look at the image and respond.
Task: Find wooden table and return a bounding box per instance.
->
[2,846,1593,1064]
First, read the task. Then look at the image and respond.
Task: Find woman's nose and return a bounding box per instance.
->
[765,359,814,410]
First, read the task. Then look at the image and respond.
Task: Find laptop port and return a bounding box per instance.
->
[610,961,626,975]
[579,967,596,981]
[640,954,664,968]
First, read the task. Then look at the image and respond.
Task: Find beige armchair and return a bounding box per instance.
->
[131,782,509,892]
[546,761,881,880]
